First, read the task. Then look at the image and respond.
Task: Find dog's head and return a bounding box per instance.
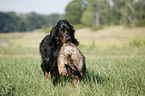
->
[50,20,79,45]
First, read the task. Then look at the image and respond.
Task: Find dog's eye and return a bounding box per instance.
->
[67,27,70,31]
[59,28,63,32]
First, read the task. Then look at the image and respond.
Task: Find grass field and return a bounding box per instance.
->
[0,26,145,96]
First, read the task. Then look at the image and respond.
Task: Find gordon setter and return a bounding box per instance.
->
[40,20,81,85]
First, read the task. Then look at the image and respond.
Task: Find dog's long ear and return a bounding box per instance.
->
[48,25,58,45]
[70,25,79,46]
[50,25,57,38]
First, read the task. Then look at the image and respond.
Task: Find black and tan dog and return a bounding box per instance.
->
[39,20,86,85]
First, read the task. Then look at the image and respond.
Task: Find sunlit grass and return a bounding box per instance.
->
[0,26,145,95]
[0,57,144,95]
[76,26,145,45]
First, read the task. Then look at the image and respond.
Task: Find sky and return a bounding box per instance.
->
[0,0,72,14]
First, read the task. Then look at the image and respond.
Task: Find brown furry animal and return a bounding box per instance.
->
[57,43,86,79]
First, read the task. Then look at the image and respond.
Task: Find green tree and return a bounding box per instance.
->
[112,0,138,26]
[62,0,87,25]
[46,14,61,26]
[134,0,145,26]
[0,12,26,33]
[81,0,145,26]
[81,0,109,26]
[0,12,61,33]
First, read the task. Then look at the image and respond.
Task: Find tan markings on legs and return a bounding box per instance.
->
[70,78,77,86]
[45,72,49,80]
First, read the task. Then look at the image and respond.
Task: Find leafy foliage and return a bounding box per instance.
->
[0,12,26,32]
[0,0,145,33]
[0,12,61,33]
[63,0,145,27]
[62,0,87,25]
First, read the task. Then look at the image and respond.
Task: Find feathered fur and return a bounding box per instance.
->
[39,20,85,85]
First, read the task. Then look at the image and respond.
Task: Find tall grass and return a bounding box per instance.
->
[0,26,145,95]
[0,57,144,95]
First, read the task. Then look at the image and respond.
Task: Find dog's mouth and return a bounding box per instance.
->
[60,36,71,44]
[60,36,65,43]
[64,39,71,44]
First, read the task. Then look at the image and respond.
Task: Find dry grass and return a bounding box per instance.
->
[0,26,145,96]
[76,26,145,45]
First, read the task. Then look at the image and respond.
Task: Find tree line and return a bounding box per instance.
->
[0,0,145,33]
[62,0,145,27]
[0,12,60,33]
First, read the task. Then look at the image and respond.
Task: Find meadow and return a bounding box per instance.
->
[0,26,145,96]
